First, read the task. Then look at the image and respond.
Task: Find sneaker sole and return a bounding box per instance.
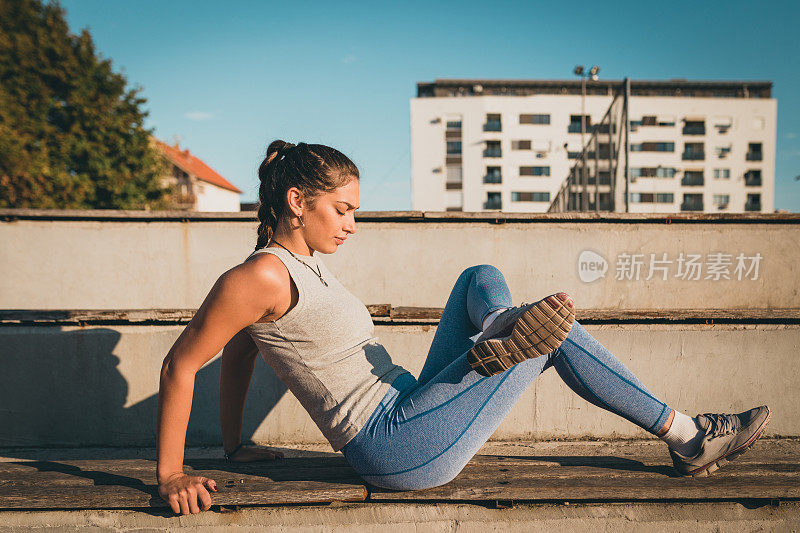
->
[467,293,575,377]
[686,406,772,477]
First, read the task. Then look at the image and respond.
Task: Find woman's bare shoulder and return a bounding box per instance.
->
[216,253,290,317]
[235,252,290,289]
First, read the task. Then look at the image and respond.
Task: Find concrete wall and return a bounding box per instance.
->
[1,210,798,448]
[1,323,797,447]
[1,212,797,310]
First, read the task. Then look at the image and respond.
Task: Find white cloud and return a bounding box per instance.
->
[341,54,357,64]
[184,111,214,121]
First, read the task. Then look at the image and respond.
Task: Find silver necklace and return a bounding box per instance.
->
[270,241,328,287]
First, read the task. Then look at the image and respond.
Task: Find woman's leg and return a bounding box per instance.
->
[342,265,675,490]
[542,323,672,433]
[417,264,512,387]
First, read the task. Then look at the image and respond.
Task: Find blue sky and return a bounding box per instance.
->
[61,0,800,211]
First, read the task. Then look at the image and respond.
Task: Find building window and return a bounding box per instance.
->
[745,193,761,211]
[446,120,462,130]
[630,193,674,204]
[682,171,704,186]
[446,141,462,155]
[744,169,762,186]
[682,142,705,160]
[682,120,706,135]
[445,166,462,182]
[631,116,676,128]
[713,169,730,179]
[484,166,502,184]
[483,140,502,158]
[520,114,550,125]
[483,113,502,132]
[713,194,730,209]
[632,167,677,178]
[568,115,592,133]
[484,191,502,210]
[511,140,532,150]
[520,166,550,176]
[632,142,675,152]
[512,191,550,202]
[746,142,763,161]
[681,193,704,211]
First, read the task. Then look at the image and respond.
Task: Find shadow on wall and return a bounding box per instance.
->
[0,327,288,448]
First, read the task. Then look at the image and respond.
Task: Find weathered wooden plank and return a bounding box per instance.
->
[0,457,359,477]
[0,481,366,509]
[0,458,367,509]
[369,459,800,501]
[466,454,800,468]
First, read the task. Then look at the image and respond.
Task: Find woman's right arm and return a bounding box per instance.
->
[156,259,279,514]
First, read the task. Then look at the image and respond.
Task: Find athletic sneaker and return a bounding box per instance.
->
[467,292,575,377]
[669,405,772,477]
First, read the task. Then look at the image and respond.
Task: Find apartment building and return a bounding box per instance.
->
[410,79,776,213]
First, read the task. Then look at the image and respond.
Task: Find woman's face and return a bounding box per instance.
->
[301,178,359,254]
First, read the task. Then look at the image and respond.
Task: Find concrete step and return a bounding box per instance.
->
[0,318,797,447]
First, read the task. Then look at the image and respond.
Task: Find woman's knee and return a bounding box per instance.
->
[460,264,502,280]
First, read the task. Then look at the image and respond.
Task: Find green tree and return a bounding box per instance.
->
[0,0,173,209]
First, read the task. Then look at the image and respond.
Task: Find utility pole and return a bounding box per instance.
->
[624,77,631,213]
[574,65,600,211]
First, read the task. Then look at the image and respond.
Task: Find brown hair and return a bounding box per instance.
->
[255,141,359,250]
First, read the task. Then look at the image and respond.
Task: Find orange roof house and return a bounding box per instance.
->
[154,138,242,212]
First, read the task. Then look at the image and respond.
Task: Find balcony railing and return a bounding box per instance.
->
[682,125,706,135]
[746,152,763,161]
[681,175,705,186]
[680,202,704,212]
[483,148,502,158]
[682,151,705,161]
[587,175,612,185]
[568,124,596,134]
[483,122,502,132]
[483,175,502,184]
[745,201,762,212]
[483,199,502,210]
[745,175,762,187]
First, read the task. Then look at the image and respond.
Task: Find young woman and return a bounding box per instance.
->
[156,140,771,515]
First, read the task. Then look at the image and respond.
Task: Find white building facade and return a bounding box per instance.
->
[411,79,776,213]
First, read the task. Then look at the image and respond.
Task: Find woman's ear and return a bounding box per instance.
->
[285,187,305,216]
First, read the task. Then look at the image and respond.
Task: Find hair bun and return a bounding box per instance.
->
[265,140,295,165]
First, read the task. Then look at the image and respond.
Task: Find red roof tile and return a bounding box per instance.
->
[155,139,242,194]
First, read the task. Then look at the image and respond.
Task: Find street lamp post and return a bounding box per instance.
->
[573,65,600,211]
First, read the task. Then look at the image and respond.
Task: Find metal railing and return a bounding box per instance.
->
[682,151,705,161]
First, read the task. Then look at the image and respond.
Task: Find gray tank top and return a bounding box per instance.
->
[243,246,410,451]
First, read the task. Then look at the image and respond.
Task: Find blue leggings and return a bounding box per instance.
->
[341,264,674,490]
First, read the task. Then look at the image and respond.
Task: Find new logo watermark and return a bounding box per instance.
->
[578,250,609,283]
[578,250,763,283]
